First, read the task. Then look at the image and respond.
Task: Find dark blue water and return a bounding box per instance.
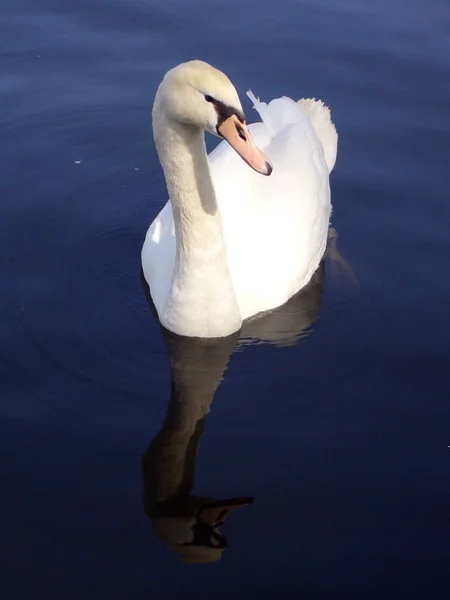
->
[1,0,449,597]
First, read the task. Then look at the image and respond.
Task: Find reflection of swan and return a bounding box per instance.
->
[239,262,325,348]
[142,60,337,338]
[142,329,252,564]
[141,262,325,563]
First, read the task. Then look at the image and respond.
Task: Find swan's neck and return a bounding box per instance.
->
[155,115,223,251]
[153,112,242,337]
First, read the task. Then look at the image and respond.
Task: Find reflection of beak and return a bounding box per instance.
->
[197,496,254,527]
[217,115,273,176]
[184,496,254,551]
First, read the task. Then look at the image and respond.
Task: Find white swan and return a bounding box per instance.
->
[142,60,337,338]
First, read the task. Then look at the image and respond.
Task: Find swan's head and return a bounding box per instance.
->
[154,60,272,176]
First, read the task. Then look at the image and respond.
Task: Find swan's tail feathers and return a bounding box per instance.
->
[297,98,338,173]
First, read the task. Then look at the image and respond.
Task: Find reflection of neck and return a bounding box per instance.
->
[152,109,241,336]
[142,332,239,512]
[141,386,208,509]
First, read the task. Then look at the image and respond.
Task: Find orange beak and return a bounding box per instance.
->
[217,115,272,176]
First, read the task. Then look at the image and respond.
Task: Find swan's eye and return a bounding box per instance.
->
[236,123,247,142]
[204,95,214,103]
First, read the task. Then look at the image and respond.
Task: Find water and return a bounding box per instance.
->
[1,0,449,597]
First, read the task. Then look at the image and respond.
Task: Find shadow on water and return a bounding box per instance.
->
[140,261,325,563]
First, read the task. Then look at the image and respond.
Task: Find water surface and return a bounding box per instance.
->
[1,0,449,598]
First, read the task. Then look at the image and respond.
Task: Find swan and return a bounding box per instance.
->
[142,60,337,338]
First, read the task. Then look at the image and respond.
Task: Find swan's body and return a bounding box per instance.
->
[142,60,337,337]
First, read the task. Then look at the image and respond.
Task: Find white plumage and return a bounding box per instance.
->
[142,61,337,338]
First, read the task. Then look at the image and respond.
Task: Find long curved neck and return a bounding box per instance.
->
[154,113,224,251]
[152,107,242,337]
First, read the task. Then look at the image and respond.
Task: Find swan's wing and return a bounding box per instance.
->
[141,201,175,315]
[297,98,338,172]
[247,91,337,173]
[209,94,333,318]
